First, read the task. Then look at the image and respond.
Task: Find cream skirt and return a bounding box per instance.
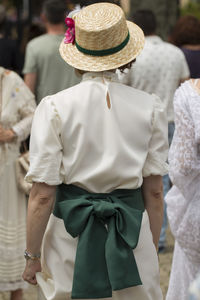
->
[36,211,163,300]
[0,154,27,291]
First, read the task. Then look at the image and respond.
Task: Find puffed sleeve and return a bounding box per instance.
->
[11,72,36,142]
[142,95,168,177]
[188,86,200,144]
[25,96,63,185]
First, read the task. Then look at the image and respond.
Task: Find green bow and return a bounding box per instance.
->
[53,184,144,299]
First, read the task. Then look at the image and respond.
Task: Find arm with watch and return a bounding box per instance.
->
[23,182,56,285]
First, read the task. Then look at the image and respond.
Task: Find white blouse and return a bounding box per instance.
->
[0,68,36,175]
[1,68,35,142]
[166,80,200,262]
[118,36,190,123]
[165,81,200,300]
[26,72,168,193]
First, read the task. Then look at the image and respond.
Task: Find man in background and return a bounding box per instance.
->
[23,0,80,104]
[119,10,190,252]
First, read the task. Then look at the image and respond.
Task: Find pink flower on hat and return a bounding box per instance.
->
[64,17,75,44]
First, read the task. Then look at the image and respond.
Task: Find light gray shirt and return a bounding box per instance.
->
[23,34,80,103]
[118,36,190,122]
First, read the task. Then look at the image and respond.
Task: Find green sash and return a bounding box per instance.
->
[53,184,144,299]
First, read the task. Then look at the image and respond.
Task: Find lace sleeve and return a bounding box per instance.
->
[189,82,200,144]
[169,83,200,186]
[12,73,36,142]
[166,82,200,264]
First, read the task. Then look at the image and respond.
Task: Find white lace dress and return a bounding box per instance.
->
[166,80,200,300]
[0,68,36,291]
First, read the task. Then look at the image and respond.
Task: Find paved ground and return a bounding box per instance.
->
[0,227,174,300]
[159,227,174,297]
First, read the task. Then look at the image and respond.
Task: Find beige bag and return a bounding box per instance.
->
[15,151,32,195]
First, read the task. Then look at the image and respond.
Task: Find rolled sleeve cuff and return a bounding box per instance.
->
[142,156,169,177]
[25,155,63,185]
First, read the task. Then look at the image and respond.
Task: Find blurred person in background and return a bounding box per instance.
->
[170,15,200,79]
[165,79,200,300]
[23,0,80,104]
[118,9,190,253]
[0,5,21,73]
[0,67,35,300]
[20,22,46,68]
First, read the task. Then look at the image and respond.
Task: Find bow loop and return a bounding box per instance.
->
[115,204,145,249]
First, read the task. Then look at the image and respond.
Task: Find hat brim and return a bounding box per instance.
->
[59,21,145,72]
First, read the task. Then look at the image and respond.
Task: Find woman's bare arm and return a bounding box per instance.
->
[142,175,163,251]
[23,182,56,284]
[24,73,37,94]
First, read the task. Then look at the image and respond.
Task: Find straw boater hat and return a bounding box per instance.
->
[60,2,145,72]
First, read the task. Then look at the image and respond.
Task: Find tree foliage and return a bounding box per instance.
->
[5,0,23,6]
[181,1,200,19]
[128,0,179,39]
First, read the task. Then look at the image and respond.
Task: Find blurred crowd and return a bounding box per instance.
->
[0,1,200,300]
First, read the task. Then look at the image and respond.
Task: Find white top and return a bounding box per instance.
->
[118,36,190,123]
[0,68,36,175]
[168,80,200,185]
[0,68,35,142]
[26,72,168,193]
[165,80,200,300]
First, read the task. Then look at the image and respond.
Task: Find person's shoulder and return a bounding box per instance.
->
[40,83,81,104]
[2,69,26,92]
[27,34,49,48]
[174,80,193,104]
[118,83,156,105]
[118,82,151,96]
[3,69,21,81]
[180,79,200,97]
[177,80,191,92]
[162,41,185,57]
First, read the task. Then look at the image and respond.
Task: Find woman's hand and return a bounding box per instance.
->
[22,259,41,285]
[0,125,16,143]
[22,183,56,285]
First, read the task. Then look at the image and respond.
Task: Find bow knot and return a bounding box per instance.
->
[54,184,144,299]
[93,199,116,219]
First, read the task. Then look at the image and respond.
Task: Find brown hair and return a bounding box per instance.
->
[42,0,66,24]
[75,59,136,75]
[170,15,200,47]
[118,59,136,73]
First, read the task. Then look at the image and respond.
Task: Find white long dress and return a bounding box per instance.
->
[166,80,200,300]
[0,68,36,291]
[26,72,168,300]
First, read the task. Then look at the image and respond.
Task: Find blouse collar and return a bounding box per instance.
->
[82,71,119,83]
